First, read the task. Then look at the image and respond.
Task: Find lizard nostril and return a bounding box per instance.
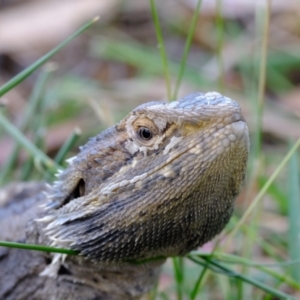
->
[231,121,246,140]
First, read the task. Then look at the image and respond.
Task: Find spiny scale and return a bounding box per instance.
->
[43,92,249,261]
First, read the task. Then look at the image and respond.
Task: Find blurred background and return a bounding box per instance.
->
[0,0,300,299]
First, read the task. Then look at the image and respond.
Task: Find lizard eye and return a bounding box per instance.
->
[138,127,152,140]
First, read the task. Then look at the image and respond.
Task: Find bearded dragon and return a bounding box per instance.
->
[0,92,249,299]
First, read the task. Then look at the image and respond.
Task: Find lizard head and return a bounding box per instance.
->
[42,92,249,261]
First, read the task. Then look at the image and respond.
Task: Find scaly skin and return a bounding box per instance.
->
[0,92,249,299]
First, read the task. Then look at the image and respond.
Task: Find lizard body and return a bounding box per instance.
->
[0,92,249,299]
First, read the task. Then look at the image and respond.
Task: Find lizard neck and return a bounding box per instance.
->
[26,200,165,298]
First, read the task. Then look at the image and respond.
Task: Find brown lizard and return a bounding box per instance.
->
[0,92,249,299]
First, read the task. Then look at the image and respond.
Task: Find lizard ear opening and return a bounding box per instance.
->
[61,178,86,207]
[72,178,86,199]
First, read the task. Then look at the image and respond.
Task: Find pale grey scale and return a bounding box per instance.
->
[132,101,164,111]
[173,93,207,108]
[168,93,238,110]
[102,154,178,188]
[141,103,240,126]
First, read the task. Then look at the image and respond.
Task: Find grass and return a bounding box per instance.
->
[0,1,300,299]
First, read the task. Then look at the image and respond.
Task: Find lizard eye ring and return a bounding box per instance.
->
[138,127,152,140]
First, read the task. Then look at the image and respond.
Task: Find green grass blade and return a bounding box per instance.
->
[215,0,225,93]
[257,176,288,215]
[172,257,184,300]
[189,251,300,289]
[252,1,270,161]
[172,0,203,100]
[0,110,58,174]
[0,241,78,255]
[0,17,98,97]
[288,139,300,282]
[150,0,171,100]
[90,38,210,88]
[0,65,53,184]
[190,258,209,300]
[226,137,300,244]
[188,256,296,300]
[54,128,81,165]
[21,134,45,180]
